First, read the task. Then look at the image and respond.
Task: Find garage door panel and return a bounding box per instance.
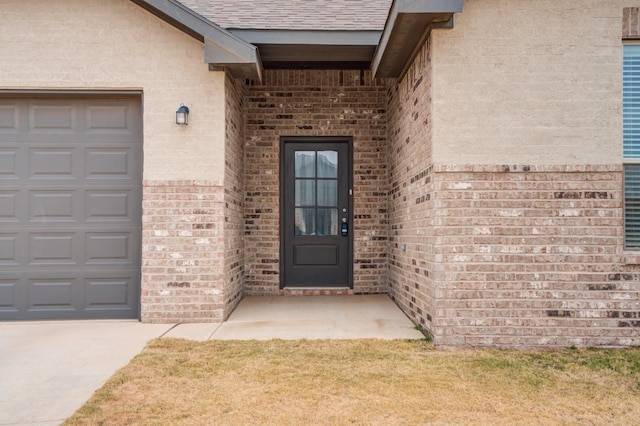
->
[85,232,137,265]
[0,280,19,310]
[28,190,78,223]
[0,96,141,320]
[29,147,79,180]
[0,103,19,131]
[86,104,131,132]
[0,191,19,222]
[28,277,77,310]
[85,189,138,222]
[85,148,137,180]
[0,148,19,177]
[30,102,76,133]
[85,274,137,309]
[86,100,141,136]
[28,232,79,265]
[0,234,19,265]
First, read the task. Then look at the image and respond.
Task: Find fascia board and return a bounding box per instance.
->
[372,0,462,78]
[205,38,263,81]
[131,0,262,80]
[399,0,463,14]
[228,29,382,47]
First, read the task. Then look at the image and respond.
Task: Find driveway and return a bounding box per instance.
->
[0,321,172,426]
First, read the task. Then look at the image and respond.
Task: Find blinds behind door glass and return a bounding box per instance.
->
[293,150,339,236]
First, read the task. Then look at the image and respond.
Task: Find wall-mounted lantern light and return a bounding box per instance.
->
[176,104,189,125]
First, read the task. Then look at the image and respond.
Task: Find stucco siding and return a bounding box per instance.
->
[431,0,623,166]
[0,0,226,182]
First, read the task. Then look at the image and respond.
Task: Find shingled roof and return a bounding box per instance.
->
[131,0,462,79]
[178,0,393,31]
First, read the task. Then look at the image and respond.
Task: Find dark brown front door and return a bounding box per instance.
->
[281,137,352,288]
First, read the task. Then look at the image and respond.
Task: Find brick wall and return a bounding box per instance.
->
[139,77,244,323]
[387,41,436,336]
[385,1,640,348]
[431,165,640,348]
[244,70,388,294]
[141,180,226,322]
[223,76,245,317]
[136,72,240,324]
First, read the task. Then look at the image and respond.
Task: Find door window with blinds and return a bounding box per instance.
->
[294,151,339,236]
[624,44,640,248]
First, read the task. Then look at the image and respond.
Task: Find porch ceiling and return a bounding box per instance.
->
[229,29,381,69]
[372,0,463,78]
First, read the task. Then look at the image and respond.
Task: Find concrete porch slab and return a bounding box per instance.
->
[207,295,425,340]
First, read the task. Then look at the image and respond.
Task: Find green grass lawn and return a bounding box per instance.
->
[64,339,640,425]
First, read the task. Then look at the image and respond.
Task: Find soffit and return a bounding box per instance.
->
[228,29,382,69]
[372,0,463,78]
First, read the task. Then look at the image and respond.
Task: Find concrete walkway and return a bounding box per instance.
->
[0,321,171,426]
[0,295,422,425]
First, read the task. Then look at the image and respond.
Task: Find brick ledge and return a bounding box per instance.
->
[143,180,224,187]
[433,164,622,173]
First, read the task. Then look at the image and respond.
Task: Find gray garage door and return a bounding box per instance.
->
[0,95,142,320]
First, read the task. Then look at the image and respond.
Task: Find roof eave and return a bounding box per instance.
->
[130,0,263,81]
[228,29,380,69]
[372,0,463,79]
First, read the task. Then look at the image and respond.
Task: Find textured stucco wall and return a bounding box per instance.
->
[431,0,623,165]
[0,0,226,182]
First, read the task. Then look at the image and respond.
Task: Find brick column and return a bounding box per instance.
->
[141,180,226,322]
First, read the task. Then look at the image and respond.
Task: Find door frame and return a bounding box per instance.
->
[279,136,354,289]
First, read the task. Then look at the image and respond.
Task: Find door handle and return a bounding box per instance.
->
[341,218,348,236]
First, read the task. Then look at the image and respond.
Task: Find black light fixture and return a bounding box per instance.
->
[176,104,189,125]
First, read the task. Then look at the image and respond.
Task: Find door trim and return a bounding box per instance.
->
[279,136,354,289]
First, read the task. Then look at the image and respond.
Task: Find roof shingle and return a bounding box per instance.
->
[178,0,392,31]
